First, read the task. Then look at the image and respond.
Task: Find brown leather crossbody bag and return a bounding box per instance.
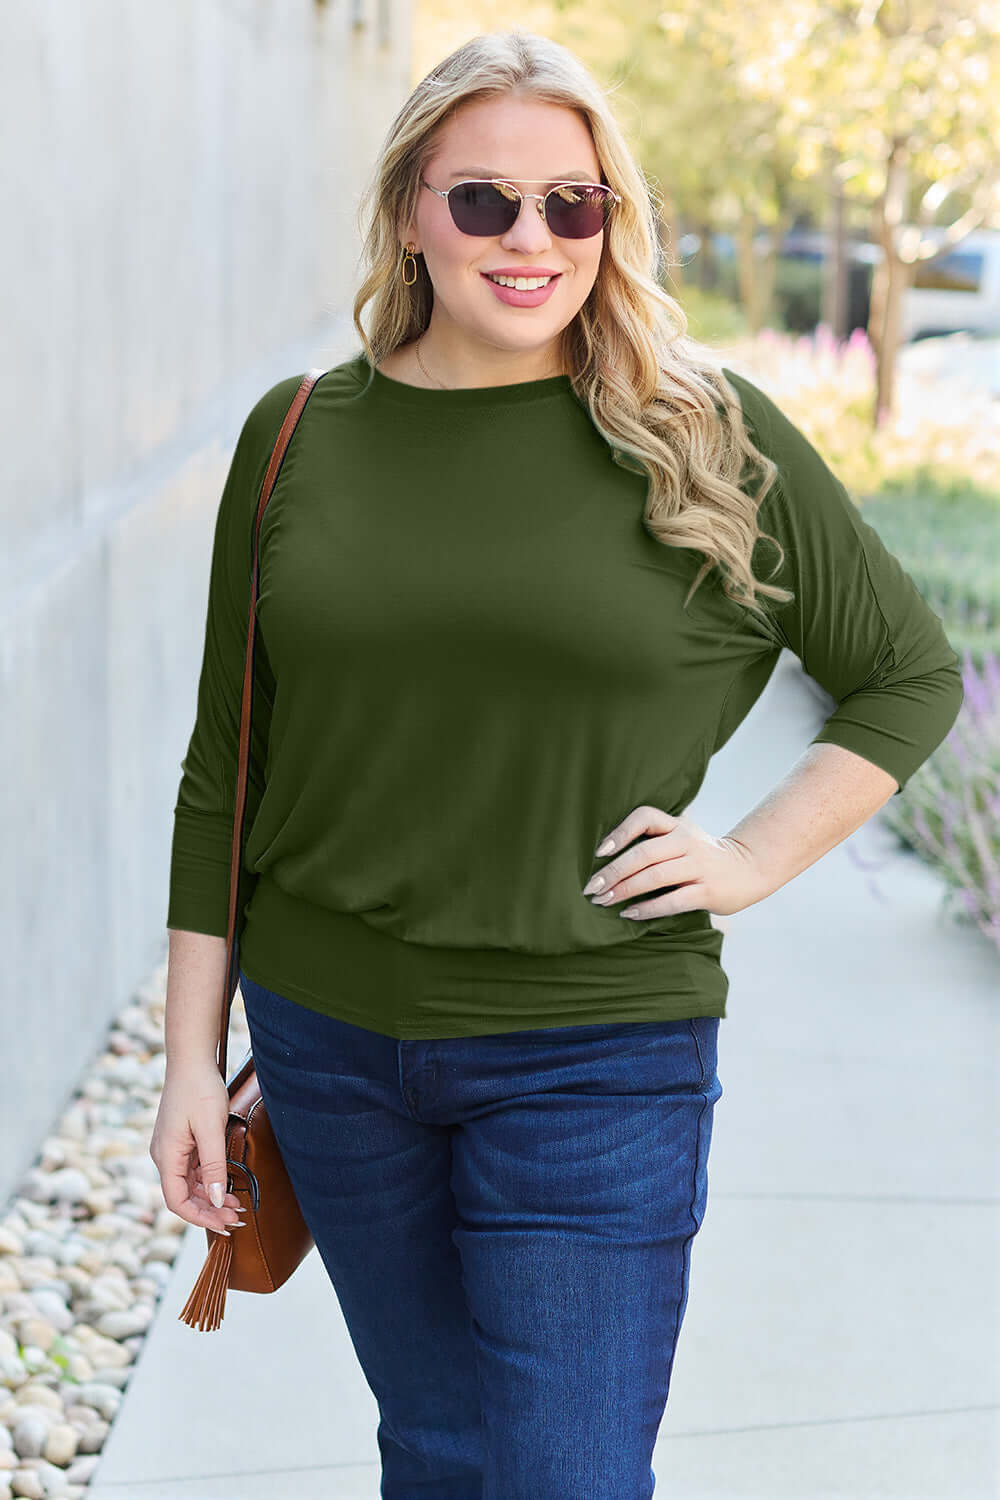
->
[178,367,327,1331]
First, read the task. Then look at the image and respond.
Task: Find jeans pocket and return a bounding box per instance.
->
[687,1016,719,1092]
[239,970,300,1059]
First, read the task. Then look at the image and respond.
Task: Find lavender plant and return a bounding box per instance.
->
[727,325,1000,953]
[880,651,1000,954]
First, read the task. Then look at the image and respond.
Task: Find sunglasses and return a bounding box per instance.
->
[421,177,621,240]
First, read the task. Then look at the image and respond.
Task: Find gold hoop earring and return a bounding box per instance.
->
[401,242,418,286]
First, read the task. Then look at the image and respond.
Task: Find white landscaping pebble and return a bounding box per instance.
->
[123,1155,161,1185]
[0,1354,28,1387]
[92,1307,152,1341]
[10,1208,45,1231]
[56,1412,89,1430]
[12,1388,60,1413]
[38,1459,75,1498]
[138,1261,173,1287]
[52,1274,87,1301]
[62,1456,97,1484]
[72,1334,129,1370]
[104,1243,142,1278]
[29,1173,91,1209]
[79,1192,115,1217]
[2,1300,34,1321]
[41,1425,78,1466]
[15,1242,56,1269]
[72,1385,120,1422]
[56,1117,83,1146]
[83,1276,130,1313]
[12,1458,69,1498]
[37,1145,66,1174]
[9,1271,54,1296]
[142,1236,183,1262]
[11,1326,54,1358]
[10,1470,44,1499]
[85,1367,128,1390]
[71,1419,109,1454]
[10,1410,49,1459]
[25,1292,70,1321]
[70,1256,104,1283]
[50,1245,85,1271]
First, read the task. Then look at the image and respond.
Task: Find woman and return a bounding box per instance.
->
[151,29,963,1498]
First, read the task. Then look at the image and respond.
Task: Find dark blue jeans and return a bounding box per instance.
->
[238,968,723,1500]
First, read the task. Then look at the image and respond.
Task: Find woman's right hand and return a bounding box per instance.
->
[149,1061,247,1236]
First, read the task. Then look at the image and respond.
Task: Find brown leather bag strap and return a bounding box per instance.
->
[216,368,327,1082]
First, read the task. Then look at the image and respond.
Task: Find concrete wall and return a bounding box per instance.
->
[1,0,412,1201]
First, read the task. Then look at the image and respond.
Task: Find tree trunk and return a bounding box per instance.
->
[868,136,913,429]
[697,220,715,290]
[822,149,850,340]
[757,208,795,330]
[737,207,760,331]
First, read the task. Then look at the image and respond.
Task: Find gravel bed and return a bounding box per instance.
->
[0,955,249,1499]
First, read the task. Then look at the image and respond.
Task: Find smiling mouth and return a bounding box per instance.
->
[482,272,562,289]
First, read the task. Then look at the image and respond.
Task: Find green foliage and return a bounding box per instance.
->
[770,256,822,334]
[859,482,1000,668]
[672,284,750,343]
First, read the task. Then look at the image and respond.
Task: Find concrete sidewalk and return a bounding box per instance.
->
[89,654,1000,1499]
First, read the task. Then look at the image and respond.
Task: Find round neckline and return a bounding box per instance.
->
[356,353,576,408]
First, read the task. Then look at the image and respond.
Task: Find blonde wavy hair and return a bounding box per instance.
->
[351,28,793,624]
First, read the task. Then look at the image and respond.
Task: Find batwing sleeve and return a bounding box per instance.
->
[723,367,965,795]
[165,374,305,935]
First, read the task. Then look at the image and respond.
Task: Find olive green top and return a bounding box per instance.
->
[166,352,964,1038]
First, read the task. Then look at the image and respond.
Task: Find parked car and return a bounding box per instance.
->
[899,228,1000,342]
[704,225,1000,342]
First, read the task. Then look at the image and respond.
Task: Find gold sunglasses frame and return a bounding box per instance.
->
[420,177,621,237]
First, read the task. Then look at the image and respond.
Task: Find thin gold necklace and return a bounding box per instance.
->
[415,336,448,389]
[414,337,566,389]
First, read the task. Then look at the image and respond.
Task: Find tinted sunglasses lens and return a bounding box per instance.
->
[546,185,614,239]
[448,182,520,236]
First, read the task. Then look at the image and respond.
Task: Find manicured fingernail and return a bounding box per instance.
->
[596,837,614,855]
[209,1183,224,1207]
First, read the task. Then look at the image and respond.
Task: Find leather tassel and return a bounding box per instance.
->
[177,1232,234,1331]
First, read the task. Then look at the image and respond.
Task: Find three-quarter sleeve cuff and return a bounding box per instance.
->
[166,806,235,935]
[809,663,964,794]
